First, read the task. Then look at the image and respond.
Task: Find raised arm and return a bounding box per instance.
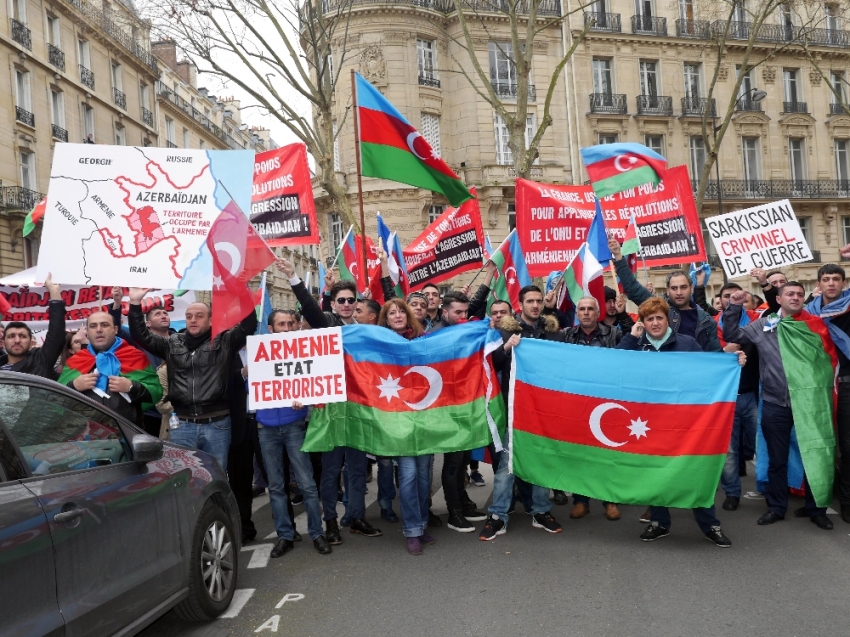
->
[127,287,170,358]
[609,238,651,306]
[722,290,756,346]
[36,273,68,375]
[277,258,329,328]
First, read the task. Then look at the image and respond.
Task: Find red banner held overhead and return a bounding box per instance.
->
[251,143,319,246]
[515,179,597,277]
[403,191,485,290]
[597,165,706,267]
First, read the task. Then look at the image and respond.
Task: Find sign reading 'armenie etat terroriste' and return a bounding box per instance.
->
[36,144,254,289]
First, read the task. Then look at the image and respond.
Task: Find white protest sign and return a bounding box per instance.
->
[247,327,346,410]
[704,199,812,279]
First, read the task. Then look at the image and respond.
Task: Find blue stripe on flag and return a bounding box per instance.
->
[580,142,666,165]
[513,340,740,406]
[356,73,411,126]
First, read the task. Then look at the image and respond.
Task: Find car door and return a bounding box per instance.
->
[0,380,184,637]
[0,418,64,637]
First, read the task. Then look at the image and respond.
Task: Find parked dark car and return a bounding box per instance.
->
[0,371,242,637]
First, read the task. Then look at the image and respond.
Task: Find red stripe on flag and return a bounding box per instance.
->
[345,352,485,412]
[513,380,735,456]
[586,154,659,182]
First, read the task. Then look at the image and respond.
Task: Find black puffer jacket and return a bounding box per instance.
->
[0,300,66,380]
[292,280,347,328]
[128,305,257,418]
[563,322,622,348]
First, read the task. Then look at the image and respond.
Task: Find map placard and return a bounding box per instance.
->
[36,144,255,289]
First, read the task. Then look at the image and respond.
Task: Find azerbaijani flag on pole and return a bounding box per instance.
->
[558,242,606,320]
[337,225,379,293]
[488,230,531,313]
[774,311,839,507]
[509,341,741,508]
[581,142,667,198]
[302,322,506,456]
[483,232,494,262]
[355,72,472,207]
[23,197,47,237]
[376,212,410,300]
[621,212,641,256]
[318,260,328,297]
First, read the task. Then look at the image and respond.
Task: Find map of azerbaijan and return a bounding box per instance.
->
[36,145,255,289]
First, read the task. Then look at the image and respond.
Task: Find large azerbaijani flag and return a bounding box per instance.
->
[489,230,531,313]
[302,322,506,456]
[580,142,667,198]
[509,341,741,508]
[355,73,472,207]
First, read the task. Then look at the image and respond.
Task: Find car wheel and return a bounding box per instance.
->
[174,500,238,621]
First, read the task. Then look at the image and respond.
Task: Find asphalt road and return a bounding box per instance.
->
[139,460,850,637]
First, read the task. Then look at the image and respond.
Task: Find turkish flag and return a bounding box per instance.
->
[207,200,275,339]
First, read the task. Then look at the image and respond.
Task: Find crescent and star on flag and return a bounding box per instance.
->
[377,366,444,411]
[406,132,442,162]
[589,402,650,447]
[614,155,640,172]
[212,241,243,290]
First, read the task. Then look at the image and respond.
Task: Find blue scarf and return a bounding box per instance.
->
[806,290,850,360]
[646,326,673,350]
[689,262,712,288]
[88,337,124,393]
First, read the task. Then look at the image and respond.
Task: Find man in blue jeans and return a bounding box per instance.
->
[254,309,332,558]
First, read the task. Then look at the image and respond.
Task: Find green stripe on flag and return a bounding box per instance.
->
[621,237,641,256]
[562,264,584,307]
[361,144,472,207]
[591,165,659,198]
[302,396,496,456]
[777,318,836,507]
[512,430,725,509]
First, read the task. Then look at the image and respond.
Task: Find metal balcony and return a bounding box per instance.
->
[736,99,763,112]
[11,18,31,50]
[418,75,440,88]
[47,44,65,71]
[631,14,666,36]
[637,95,673,116]
[113,87,126,109]
[15,106,34,127]
[4,186,44,211]
[589,93,627,114]
[681,97,716,117]
[675,18,710,38]
[695,179,850,199]
[166,140,178,148]
[491,82,536,101]
[584,12,621,32]
[80,65,95,90]
[142,107,154,127]
[830,103,848,115]
[52,124,68,142]
[782,101,808,113]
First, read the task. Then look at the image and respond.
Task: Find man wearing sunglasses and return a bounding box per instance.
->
[275,257,382,545]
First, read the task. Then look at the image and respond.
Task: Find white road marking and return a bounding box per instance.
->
[241,543,274,568]
[275,593,305,607]
[251,493,270,513]
[218,588,255,619]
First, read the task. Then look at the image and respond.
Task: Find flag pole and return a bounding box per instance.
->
[640,250,650,285]
[351,69,369,288]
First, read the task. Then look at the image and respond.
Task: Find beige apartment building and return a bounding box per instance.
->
[302,0,850,303]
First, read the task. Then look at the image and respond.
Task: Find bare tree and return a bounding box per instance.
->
[146,0,364,229]
[447,0,592,179]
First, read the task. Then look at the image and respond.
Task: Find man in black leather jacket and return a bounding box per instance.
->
[127,288,257,472]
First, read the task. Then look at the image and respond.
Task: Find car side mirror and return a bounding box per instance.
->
[132,434,164,463]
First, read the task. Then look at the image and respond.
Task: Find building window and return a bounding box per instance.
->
[737,65,756,100]
[111,62,122,91]
[599,134,619,144]
[429,204,445,223]
[742,137,760,182]
[333,120,341,171]
[47,14,60,45]
[689,136,706,181]
[508,202,516,231]
[183,128,190,148]
[701,222,714,258]
[783,68,801,103]
[23,236,39,269]
[836,140,850,189]
[639,60,659,97]
[826,3,840,31]
[683,62,702,98]
[417,39,438,81]
[592,58,613,95]
[140,83,150,109]
[421,113,441,157]
[15,69,31,112]
[493,114,536,166]
[20,151,34,189]
[329,213,344,256]
[645,135,664,156]
[12,0,26,22]
[842,216,850,246]
[326,45,333,82]
[789,138,806,182]
[678,0,695,21]
[797,216,812,247]
[831,71,845,107]
[115,125,125,145]
[50,90,65,128]
[83,104,94,141]
[489,42,517,92]
[165,117,175,146]
[78,39,91,68]
[199,139,205,149]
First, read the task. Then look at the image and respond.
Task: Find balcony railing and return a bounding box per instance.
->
[681,96,716,117]
[492,82,536,101]
[113,87,126,109]
[830,103,848,115]
[80,65,95,90]
[695,179,850,200]
[11,18,32,50]
[157,81,248,149]
[783,101,808,113]
[63,0,158,72]
[316,0,560,16]
[584,12,621,32]
[637,94,673,116]
[631,14,666,36]
[4,186,44,211]
[589,93,627,114]
[52,124,68,142]
[675,18,711,38]
[15,106,34,127]
[142,107,153,127]
[736,99,763,112]
[47,44,65,71]
[704,19,850,49]
[166,140,178,148]
[418,75,440,88]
